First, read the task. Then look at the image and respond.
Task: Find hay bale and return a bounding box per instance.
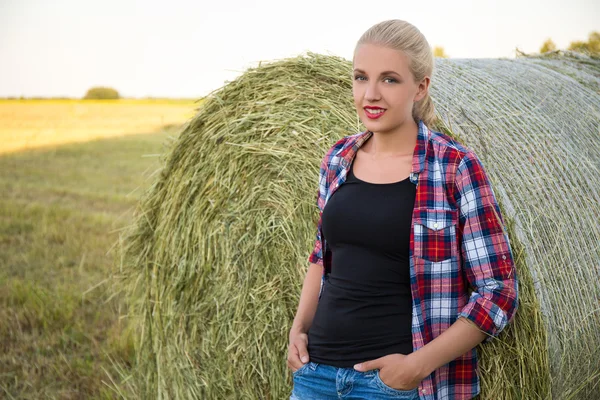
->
[117,51,600,399]
[430,52,600,399]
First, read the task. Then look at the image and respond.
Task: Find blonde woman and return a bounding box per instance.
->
[287,20,518,400]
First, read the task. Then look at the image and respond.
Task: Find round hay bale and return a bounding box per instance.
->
[430,51,600,399]
[117,51,600,399]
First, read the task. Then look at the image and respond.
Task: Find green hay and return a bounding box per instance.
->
[115,52,599,399]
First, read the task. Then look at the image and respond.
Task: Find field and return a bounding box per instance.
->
[0,99,198,154]
[0,99,199,399]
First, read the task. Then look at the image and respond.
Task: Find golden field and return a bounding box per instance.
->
[0,99,199,154]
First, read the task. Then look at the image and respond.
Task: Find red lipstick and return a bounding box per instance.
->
[364,106,386,119]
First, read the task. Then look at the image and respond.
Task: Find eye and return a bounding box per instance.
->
[354,75,366,81]
[384,77,398,84]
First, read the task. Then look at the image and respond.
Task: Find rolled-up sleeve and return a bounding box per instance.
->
[454,150,518,342]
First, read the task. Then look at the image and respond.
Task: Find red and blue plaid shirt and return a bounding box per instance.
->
[307,120,518,399]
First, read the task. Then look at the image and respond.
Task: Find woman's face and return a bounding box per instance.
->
[352,43,428,134]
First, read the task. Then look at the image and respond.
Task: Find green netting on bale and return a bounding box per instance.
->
[430,52,600,399]
[116,51,599,400]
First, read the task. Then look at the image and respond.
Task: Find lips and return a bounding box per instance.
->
[364,107,386,119]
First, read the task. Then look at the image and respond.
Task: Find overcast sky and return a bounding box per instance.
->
[0,0,598,98]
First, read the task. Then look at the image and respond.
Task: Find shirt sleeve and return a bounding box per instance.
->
[307,150,329,266]
[307,193,325,266]
[454,150,519,342]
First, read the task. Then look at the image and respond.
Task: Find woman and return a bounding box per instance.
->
[287,20,518,400]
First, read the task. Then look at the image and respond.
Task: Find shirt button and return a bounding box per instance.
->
[502,255,507,260]
[433,223,438,228]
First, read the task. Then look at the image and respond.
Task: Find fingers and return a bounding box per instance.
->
[296,341,310,364]
[287,337,310,372]
[287,344,307,371]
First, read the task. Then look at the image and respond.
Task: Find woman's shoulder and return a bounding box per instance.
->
[428,128,473,158]
[427,128,495,175]
[322,130,366,160]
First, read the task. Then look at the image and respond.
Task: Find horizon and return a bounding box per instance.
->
[1,0,598,98]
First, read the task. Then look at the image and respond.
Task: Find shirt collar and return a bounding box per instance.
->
[338,119,430,176]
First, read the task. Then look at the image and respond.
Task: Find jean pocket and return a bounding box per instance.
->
[373,370,419,398]
[413,208,458,262]
[292,361,312,377]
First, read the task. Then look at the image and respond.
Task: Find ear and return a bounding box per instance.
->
[414,76,431,102]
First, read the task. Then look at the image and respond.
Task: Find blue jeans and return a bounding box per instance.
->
[290,361,419,399]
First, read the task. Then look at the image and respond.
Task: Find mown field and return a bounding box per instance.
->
[0,99,199,399]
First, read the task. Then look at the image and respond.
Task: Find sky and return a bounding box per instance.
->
[0,0,598,98]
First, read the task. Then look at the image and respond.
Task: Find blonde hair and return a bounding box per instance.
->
[354,19,437,127]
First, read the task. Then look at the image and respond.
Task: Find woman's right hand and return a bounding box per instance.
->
[287,262,322,373]
[287,330,310,373]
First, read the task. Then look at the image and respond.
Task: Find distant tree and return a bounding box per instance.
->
[433,46,448,58]
[540,38,557,53]
[568,31,600,55]
[83,87,120,100]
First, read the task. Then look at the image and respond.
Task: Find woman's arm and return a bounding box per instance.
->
[406,318,487,379]
[409,149,519,375]
[290,262,323,337]
[288,262,322,370]
[413,149,519,373]
[453,150,519,340]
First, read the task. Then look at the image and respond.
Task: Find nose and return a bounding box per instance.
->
[364,81,381,102]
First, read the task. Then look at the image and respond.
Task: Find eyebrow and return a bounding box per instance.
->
[353,68,402,77]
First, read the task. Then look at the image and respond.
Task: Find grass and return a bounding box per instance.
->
[0,99,193,399]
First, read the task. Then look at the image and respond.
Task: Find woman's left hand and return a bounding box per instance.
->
[353,353,428,390]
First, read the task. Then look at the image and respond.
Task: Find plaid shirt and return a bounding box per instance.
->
[307,120,518,399]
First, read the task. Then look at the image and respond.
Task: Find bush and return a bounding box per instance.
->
[83,87,120,100]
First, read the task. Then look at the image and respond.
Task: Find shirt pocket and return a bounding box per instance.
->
[413,208,459,263]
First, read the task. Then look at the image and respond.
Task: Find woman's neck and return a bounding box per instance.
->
[365,119,419,160]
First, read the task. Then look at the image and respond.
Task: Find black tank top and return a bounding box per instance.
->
[307,158,415,367]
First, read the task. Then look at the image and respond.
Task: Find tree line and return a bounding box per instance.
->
[540,31,599,55]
